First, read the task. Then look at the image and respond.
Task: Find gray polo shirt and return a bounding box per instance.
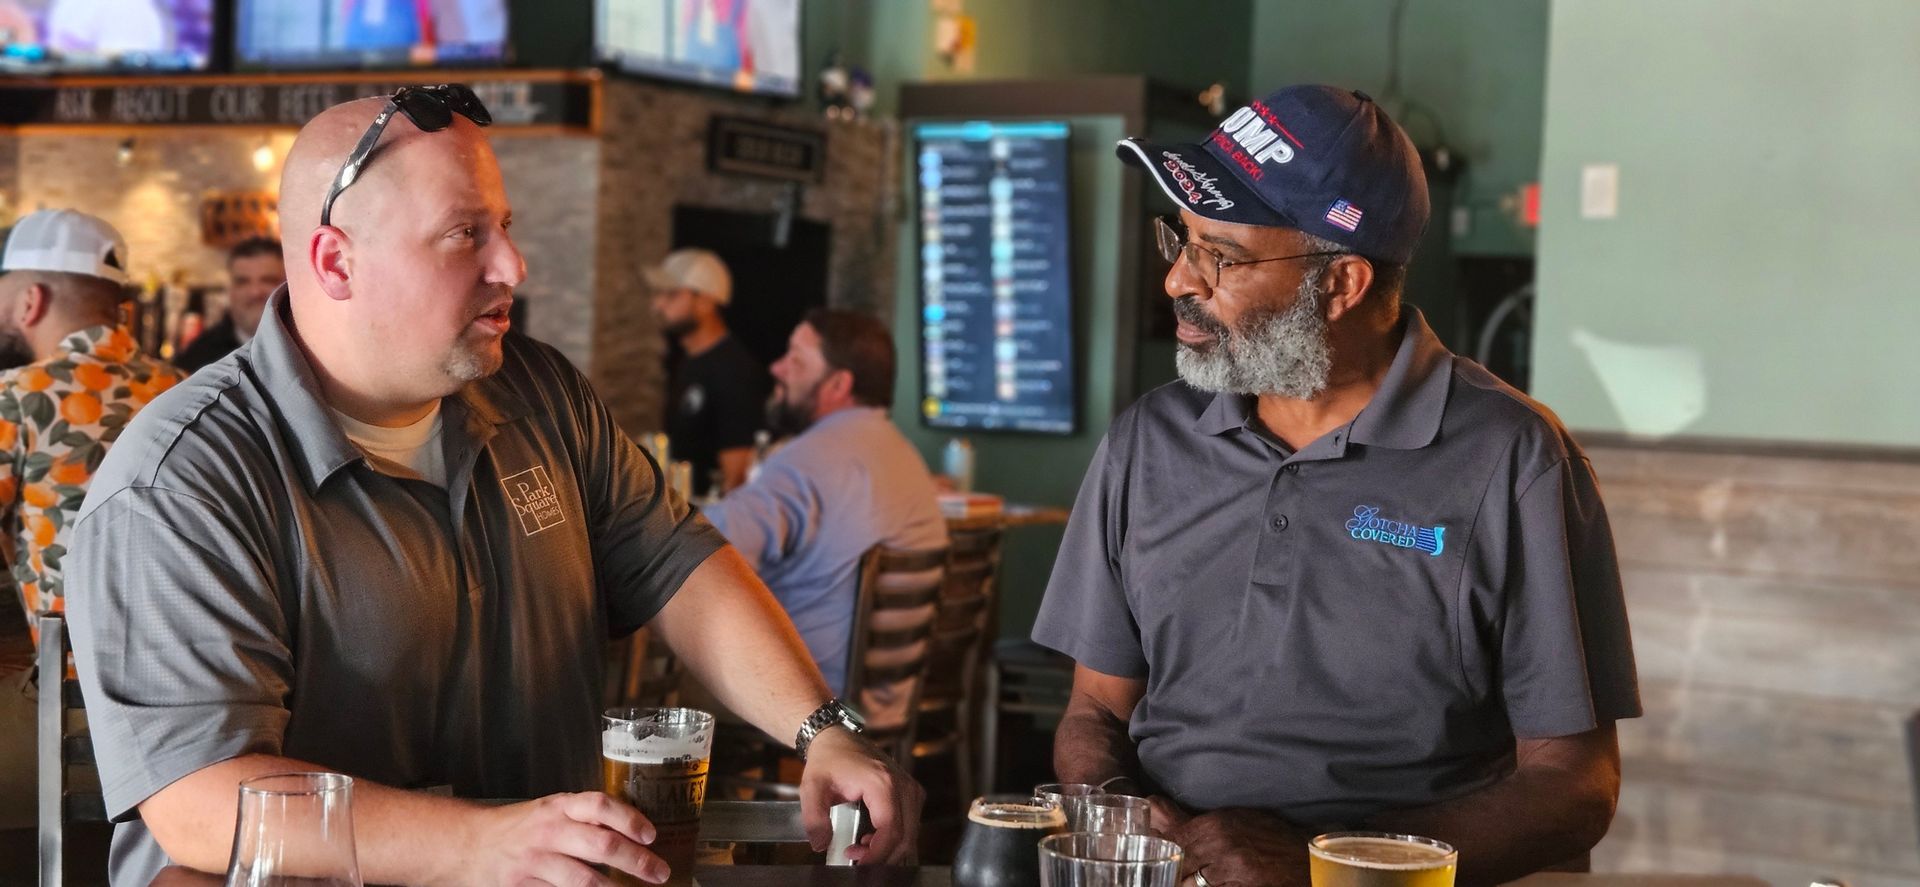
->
[1032,308,1639,828]
[66,292,727,885]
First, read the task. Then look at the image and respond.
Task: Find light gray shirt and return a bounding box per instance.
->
[1032,308,1639,827]
[703,407,948,695]
[66,292,727,885]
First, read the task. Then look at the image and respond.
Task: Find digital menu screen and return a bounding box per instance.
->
[915,120,1077,435]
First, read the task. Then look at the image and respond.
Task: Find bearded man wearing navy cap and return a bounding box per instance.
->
[1032,85,1639,887]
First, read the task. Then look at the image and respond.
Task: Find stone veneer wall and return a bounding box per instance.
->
[0,130,600,372]
[0,80,900,435]
[8,131,295,285]
[589,77,899,436]
[491,137,599,371]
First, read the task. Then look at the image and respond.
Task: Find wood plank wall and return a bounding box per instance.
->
[1586,443,1920,886]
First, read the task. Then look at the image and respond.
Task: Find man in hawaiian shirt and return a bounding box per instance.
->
[0,209,184,634]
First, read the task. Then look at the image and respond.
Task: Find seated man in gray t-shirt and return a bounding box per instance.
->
[1033,85,1639,887]
[66,90,921,886]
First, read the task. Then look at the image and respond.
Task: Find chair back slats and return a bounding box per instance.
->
[41,612,109,887]
[911,521,1005,808]
[604,626,683,710]
[846,544,950,759]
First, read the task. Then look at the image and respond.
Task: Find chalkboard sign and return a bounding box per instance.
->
[0,74,595,131]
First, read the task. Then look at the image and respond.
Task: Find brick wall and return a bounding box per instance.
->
[589,78,898,436]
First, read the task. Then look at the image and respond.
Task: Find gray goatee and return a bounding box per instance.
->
[1174,272,1333,400]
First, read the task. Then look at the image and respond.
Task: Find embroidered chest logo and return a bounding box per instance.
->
[501,466,567,536]
[1344,505,1445,557]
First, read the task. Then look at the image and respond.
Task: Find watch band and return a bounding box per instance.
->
[794,699,864,760]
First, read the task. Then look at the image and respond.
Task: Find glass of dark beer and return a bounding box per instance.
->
[1032,783,1102,831]
[953,795,1068,887]
[602,707,715,887]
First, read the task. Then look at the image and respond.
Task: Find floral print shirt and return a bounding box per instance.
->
[0,325,184,634]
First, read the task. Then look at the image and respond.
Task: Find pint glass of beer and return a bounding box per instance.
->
[602,707,715,887]
[1308,832,1457,887]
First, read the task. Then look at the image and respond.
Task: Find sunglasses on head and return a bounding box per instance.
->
[319,84,494,228]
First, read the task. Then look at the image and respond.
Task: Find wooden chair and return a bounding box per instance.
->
[844,544,949,764]
[908,519,1003,807]
[980,638,1075,795]
[38,613,108,887]
[603,625,684,710]
[711,544,948,804]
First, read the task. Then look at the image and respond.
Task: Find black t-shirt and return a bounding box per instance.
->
[174,316,241,374]
[666,335,768,496]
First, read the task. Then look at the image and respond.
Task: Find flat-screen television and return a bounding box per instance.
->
[596,0,801,99]
[235,0,508,70]
[915,120,1078,436]
[0,0,213,73]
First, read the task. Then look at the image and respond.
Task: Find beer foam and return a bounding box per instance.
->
[601,728,711,764]
[1312,837,1455,870]
[967,802,1066,830]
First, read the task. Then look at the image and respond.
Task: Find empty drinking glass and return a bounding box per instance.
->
[1080,794,1152,835]
[1033,783,1102,831]
[1037,833,1182,887]
[224,772,362,887]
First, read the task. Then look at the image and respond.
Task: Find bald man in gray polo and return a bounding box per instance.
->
[1035,84,1638,887]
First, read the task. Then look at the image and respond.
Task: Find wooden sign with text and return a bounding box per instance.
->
[0,73,596,131]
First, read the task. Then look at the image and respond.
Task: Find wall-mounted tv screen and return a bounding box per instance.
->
[236,0,508,70]
[915,120,1078,436]
[596,0,801,99]
[0,0,213,73]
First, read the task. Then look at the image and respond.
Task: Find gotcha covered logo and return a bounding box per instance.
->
[1161,151,1235,211]
[1345,505,1445,557]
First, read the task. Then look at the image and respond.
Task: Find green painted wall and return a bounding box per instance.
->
[891,114,1129,639]
[1532,0,1920,448]
[1248,0,1548,256]
[837,0,1252,115]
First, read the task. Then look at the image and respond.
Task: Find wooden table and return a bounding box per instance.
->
[694,866,946,886]
[156,865,1775,886]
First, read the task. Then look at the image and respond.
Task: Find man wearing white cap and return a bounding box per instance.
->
[649,247,768,496]
[0,209,184,633]
[0,208,183,828]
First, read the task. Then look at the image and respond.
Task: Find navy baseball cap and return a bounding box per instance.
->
[1118,84,1429,265]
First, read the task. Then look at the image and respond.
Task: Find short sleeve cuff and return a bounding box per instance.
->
[607,515,729,631]
[1030,629,1147,680]
[100,721,284,822]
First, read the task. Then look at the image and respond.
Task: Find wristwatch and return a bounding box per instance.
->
[794,699,865,760]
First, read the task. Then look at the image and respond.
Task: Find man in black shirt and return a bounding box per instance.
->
[175,237,285,374]
[649,248,767,496]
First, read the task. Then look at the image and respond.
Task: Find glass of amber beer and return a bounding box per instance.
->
[1309,832,1456,887]
[602,707,715,887]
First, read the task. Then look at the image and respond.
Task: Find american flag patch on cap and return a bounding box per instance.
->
[1325,199,1363,232]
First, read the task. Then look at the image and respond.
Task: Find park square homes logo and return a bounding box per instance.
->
[501,466,567,536]
[1344,505,1445,557]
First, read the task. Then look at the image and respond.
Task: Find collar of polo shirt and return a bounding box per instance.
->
[1191,306,1453,451]
[250,286,534,493]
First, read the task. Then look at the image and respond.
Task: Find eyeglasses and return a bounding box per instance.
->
[319,85,493,228]
[1153,214,1350,289]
